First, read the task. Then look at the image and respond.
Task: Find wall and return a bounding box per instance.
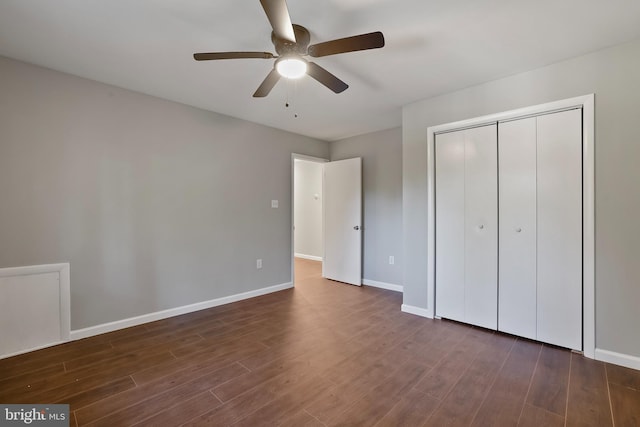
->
[0,56,329,331]
[403,38,640,360]
[331,127,403,287]
[294,159,323,259]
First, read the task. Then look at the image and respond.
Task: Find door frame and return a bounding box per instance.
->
[425,94,595,358]
[291,153,328,285]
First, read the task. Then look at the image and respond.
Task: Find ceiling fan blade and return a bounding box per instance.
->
[193,52,274,61]
[260,0,296,43]
[307,62,348,94]
[308,31,385,57]
[253,69,281,97]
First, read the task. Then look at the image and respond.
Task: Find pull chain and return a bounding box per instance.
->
[284,79,299,118]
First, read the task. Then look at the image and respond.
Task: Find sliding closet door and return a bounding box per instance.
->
[464,125,498,329]
[435,125,497,329]
[435,130,465,323]
[536,109,582,350]
[498,118,537,339]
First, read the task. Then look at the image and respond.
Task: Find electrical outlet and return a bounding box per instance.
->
[256,259,262,269]
[389,256,395,265]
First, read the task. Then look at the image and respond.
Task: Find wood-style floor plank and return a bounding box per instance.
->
[85,363,243,426]
[278,410,326,427]
[3,351,176,404]
[0,258,637,426]
[411,330,482,401]
[373,388,440,427]
[303,353,404,424]
[230,374,333,426]
[182,363,328,426]
[609,382,640,426]
[607,363,640,391]
[566,354,614,426]
[425,332,515,426]
[68,410,78,427]
[75,356,249,424]
[0,340,112,380]
[324,359,430,426]
[471,339,541,426]
[0,364,66,400]
[24,375,136,412]
[63,334,197,372]
[526,344,571,416]
[518,404,565,427]
[132,391,221,427]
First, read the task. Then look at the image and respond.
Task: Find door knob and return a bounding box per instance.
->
[478,225,484,230]
[354,226,360,230]
[516,227,522,233]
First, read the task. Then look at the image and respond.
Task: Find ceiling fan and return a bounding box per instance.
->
[193,0,385,97]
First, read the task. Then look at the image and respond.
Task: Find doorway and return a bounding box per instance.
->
[291,154,327,284]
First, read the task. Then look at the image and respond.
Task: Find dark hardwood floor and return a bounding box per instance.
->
[1,258,639,426]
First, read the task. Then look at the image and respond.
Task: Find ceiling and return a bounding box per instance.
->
[1,1,640,141]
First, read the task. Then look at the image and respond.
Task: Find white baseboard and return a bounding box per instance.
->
[401,304,433,319]
[70,281,293,341]
[362,279,403,293]
[294,253,323,262]
[595,348,640,371]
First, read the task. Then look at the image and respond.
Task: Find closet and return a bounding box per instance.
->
[434,108,583,351]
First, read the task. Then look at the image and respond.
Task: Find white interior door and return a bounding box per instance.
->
[435,131,466,322]
[323,157,362,286]
[536,109,583,350]
[464,124,498,329]
[498,117,538,339]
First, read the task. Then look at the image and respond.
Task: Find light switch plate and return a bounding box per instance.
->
[271,200,278,208]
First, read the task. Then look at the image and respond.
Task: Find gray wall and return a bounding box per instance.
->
[294,160,323,259]
[0,56,328,330]
[403,38,640,358]
[331,127,403,287]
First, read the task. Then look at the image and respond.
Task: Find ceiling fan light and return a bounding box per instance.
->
[276,57,307,79]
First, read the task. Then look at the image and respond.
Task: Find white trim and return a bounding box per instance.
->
[294,253,323,262]
[0,262,71,343]
[426,94,596,358]
[595,348,640,371]
[293,154,329,163]
[70,281,293,341]
[582,95,596,359]
[362,279,403,293]
[291,153,329,285]
[428,95,592,135]
[401,304,433,318]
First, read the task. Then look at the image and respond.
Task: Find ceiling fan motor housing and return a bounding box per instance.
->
[272,24,310,56]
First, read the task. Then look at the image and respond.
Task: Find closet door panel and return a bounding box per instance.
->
[464,125,498,329]
[536,109,582,350]
[435,131,465,322]
[498,118,537,340]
